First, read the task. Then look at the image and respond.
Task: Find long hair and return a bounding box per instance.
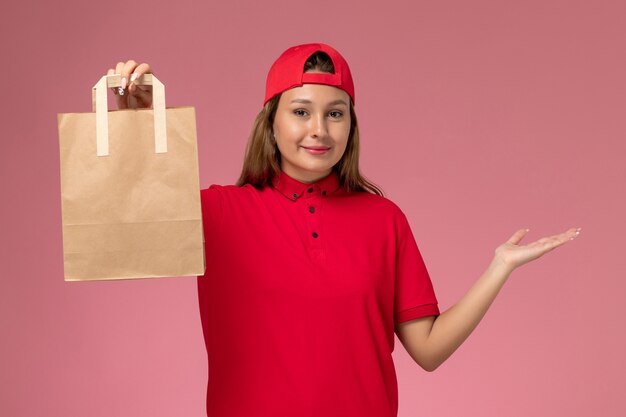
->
[235,52,384,196]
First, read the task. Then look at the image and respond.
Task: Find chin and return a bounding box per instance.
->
[285,164,332,180]
[303,163,336,174]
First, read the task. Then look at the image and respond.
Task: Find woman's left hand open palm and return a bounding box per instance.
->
[494,227,581,272]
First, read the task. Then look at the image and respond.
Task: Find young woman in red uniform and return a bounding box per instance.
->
[108,43,581,417]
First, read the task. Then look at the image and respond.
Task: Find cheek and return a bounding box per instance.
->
[274,135,296,154]
[333,124,351,146]
[337,140,349,159]
[274,119,304,143]
[337,128,351,158]
[272,130,295,156]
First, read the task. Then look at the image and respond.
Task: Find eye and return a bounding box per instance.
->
[294,109,309,117]
[328,111,343,119]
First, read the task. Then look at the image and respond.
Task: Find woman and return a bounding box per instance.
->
[108,43,580,417]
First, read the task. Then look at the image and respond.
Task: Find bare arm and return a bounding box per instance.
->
[396,227,581,372]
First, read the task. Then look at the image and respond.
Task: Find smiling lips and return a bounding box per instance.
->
[302,146,330,155]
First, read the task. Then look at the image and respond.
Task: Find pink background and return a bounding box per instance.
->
[2,0,625,416]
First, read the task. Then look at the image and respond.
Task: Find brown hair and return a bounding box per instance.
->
[235,52,384,196]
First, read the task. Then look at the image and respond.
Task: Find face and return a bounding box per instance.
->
[272,82,351,183]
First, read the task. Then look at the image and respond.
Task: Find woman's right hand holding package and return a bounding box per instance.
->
[107,60,153,110]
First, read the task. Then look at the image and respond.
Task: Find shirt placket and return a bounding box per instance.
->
[303,184,325,264]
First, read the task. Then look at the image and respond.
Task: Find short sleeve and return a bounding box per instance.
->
[200,184,224,230]
[198,184,224,278]
[394,209,440,326]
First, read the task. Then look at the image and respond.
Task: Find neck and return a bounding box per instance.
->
[283,169,333,184]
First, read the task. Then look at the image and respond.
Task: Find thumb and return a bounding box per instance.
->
[506,228,530,245]
[130,85,153,108]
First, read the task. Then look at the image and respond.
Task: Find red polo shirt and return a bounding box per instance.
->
[197,170,439,417]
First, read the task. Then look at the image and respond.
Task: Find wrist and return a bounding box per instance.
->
[488,256,515,280]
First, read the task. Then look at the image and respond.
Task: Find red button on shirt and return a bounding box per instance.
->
[197,170,439,417]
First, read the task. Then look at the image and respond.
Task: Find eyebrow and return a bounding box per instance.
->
[290,98,349,106]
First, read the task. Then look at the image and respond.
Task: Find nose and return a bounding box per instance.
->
[309,113,328,139]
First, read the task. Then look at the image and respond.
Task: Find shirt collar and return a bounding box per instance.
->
[271,170,342,201]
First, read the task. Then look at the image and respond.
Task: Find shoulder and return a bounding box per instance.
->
[341,190,406,218]
[200,184,263,225]
[337,191,410,236]
[201,183,261,198]
[201,183,266,208]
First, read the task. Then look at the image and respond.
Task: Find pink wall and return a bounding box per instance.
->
[2,0,625,416]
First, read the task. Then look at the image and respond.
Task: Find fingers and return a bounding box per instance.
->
[107,66,127,109]
[108,60,151,90]
[518,228,581,261]
[119,60,139,91]
[539,227,581,250]
[506,228,530,245]
[496,227,581,271]
[567,227,582,241]
[106,60,153,109]
[128,63,152,93]
[114,61,125,76]
[128,85,153,108]
[508,227,581,246]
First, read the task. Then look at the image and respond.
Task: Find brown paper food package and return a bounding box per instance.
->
[57,74,205,281]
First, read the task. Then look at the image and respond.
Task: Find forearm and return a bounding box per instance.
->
[424,257,514,370]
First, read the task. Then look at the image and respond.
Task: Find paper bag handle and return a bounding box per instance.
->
[91,73,167,156]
